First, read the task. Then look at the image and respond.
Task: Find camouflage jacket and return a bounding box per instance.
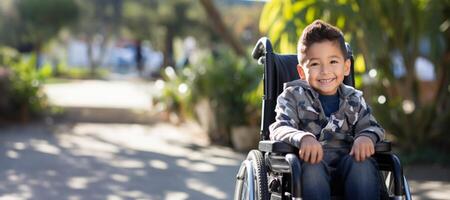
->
[269,79,384,148]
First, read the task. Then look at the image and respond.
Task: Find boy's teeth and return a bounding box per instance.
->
[319,78,333,83]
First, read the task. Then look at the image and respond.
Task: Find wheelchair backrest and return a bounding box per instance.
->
[252,37,355,140]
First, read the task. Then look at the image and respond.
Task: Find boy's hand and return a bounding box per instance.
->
[350,136,375,162]
[299,136,323,164]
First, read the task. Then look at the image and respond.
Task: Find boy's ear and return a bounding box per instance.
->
[297,64,306,80]
[344,59,351,76]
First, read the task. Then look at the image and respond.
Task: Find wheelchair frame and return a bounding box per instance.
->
[234,37,412,200]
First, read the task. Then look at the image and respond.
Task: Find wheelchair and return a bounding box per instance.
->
[234,37,412,200]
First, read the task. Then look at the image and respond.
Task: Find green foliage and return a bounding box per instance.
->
[155,66,194,118]
[190,49,262,126]
[9,56,47,112]
[0,47,20,65]
[400,147,450,166]
[0,47,49,120]
[155,48,263,143]
[0,0,79,49]
[17,0,79,29]
[52,62,109,80]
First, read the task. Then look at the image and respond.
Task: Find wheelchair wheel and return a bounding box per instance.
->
[383,172,412,200]
[234,150,269,200]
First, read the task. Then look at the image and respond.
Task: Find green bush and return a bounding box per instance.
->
[51,62,109,80]
[154,66,194,119]
[0,47,49,121]
[191,50,262,125]
[155,49,263,144]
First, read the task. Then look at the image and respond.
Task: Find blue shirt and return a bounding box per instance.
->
[319,93,340,117]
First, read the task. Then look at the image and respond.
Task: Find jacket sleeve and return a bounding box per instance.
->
[354,96,385,144]
[269,88,316,148]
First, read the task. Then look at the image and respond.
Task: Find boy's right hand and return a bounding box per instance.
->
[299,135,323,164]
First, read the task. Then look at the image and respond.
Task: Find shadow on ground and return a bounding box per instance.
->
[0,121,244,200]
[1,120,449,199]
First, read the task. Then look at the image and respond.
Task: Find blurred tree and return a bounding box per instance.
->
[260,0,450,154]
[123,0,214,68]
[220,3,264,47]
[123,0,256,69]
[199,0,246,57]
[71,0,123,76]
[122,0,159,44]
[0,0,79,67]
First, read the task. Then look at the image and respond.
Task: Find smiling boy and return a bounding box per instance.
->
[269,20,384,200]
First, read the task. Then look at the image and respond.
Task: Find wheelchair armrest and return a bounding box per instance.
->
[259,140,391,154]
[259,140,298,153]
[375,141,391,152]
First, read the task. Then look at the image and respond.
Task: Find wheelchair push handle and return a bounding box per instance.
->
[251,37,273,60]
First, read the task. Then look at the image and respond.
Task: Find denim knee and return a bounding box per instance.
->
[338,155,380,200]
[339,155,378,178]
[301,162,330,200]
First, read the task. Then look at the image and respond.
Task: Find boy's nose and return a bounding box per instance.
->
[320,65,331,73]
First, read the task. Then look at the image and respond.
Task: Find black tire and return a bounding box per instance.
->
[234,150,270,200]
[249,150,270,200]
[234,150,269,200]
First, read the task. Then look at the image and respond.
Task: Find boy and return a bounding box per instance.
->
[269,20,384,200]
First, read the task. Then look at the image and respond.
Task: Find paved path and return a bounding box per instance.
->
[0,121,243,200]
[44,80,155,110]
[0,80,448,199]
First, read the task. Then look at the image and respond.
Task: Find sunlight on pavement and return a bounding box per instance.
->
[0,193,31,200]
[45,170,57,177]
[110,174,129,183]
[410,180,450,200]
[0,184,34,199]
[110,159,146,169]
[6,150,20,159]
[164,191,189,200]
[176,159,216,172]
[67,195,82,200]
[59,134,120,154]
[185,178,227,199]
[59,134,119,160]
[67,122,243,165]
[0,122,245,199]
[67,177,92,190]
[206,156,240,166]
[132,169,147,177]
[29,140,61,155]
[6,170,25,182]
[116,190,148,199]
[44,80,153,110]
[107,195,123,200]
[13,143,26,150]
[148,159,168,170]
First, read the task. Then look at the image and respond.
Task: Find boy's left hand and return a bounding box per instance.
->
[350,136,375,162]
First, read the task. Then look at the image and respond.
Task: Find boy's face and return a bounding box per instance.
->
[297,40,351,95]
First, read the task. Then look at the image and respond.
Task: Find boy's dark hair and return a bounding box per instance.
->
[297,20,348,64]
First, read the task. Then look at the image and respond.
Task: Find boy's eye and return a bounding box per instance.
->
[331,60,339,64]
[310,63,319,67]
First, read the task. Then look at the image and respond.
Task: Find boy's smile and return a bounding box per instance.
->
[297,40,350,95]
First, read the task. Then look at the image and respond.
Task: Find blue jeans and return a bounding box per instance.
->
[301,149,380,200]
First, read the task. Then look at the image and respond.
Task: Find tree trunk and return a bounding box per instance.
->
[163,26,175,68]
[199,0,246,57]
[34,42,42,70]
